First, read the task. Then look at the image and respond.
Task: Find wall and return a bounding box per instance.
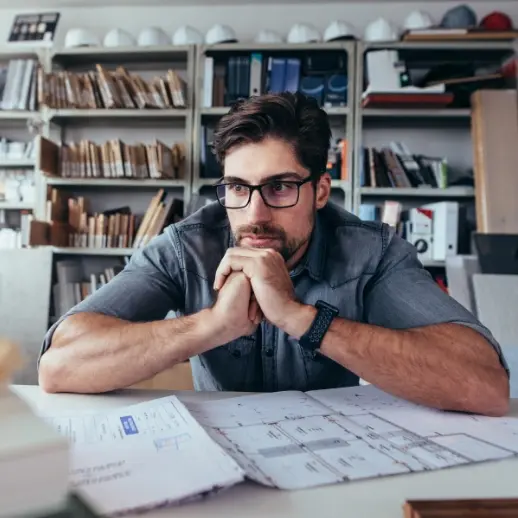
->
[0,1,517,45]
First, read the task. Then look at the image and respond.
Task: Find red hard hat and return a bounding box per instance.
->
[480,11,513,30]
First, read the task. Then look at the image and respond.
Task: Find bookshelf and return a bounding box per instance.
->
[193,41,355,211]
[0,37,514,330]
[351,38,515,269]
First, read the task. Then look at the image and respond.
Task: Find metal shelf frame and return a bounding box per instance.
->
[2,38,514,265]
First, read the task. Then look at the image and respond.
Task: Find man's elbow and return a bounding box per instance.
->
[38,350,64,393]
[475,366,510,417]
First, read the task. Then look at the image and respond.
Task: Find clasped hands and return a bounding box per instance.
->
[209,247,311,344]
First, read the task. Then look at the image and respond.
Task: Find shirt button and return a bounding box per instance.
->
[232,350,241,358]
[265,348,274,357]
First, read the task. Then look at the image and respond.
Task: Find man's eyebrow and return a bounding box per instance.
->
[222,172,307,184]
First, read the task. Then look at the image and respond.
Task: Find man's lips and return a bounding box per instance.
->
[241,235,280,244]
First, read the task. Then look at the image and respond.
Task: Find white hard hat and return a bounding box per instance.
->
[404,10,435,30]
[205,24,237,44]
[254,29,284,44]
[103,28,136,47]
[137,26,169,47]
[364,18,399,42]
[287,23,321,44]
[64,28,100,48]
[172,25,203,45]
[324,20,356,41]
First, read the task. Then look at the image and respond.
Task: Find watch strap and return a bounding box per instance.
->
[299,300,338,355]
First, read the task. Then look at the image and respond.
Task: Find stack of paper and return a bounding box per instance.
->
[39,395,244,516]
[0,387,69,518]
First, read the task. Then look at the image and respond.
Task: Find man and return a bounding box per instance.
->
[38,92,509,416]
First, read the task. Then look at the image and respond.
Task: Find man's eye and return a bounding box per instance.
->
[227,184,247,194]
[272,182,294,192]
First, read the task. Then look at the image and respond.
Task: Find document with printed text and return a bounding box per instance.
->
[185,385,518,490]
[41,385,518,515]
[39,396,244,516]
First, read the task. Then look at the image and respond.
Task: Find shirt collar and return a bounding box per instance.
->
[291,211,326,281]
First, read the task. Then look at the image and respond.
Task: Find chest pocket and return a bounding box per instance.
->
[201,334,258,391]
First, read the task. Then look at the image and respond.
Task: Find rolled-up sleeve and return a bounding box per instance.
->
[364,233,510,375]
[39,226,185,361]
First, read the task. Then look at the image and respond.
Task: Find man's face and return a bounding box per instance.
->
[222,137,330,267]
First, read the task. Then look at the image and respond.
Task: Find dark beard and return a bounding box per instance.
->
[234,222,310,263]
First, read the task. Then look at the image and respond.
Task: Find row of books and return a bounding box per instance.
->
[39,65,187,110]
[0,59,37,111]
[53,260,127,317]
[40,136,186,180]
[203,53,347,108]
[326,138,348,181]
[359,143,448,189]
[43,188,183,249]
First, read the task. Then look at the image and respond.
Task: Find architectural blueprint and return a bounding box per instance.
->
[185,385,518,490]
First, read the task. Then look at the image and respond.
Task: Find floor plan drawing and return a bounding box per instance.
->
[186,385,518,490]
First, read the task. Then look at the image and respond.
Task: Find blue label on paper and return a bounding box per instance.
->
[120,415,139,435]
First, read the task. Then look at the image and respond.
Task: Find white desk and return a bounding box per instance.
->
[12,385,518,518]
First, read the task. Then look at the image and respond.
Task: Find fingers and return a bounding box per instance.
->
[254,308,264,325]
[248,297,258,321]
[214,255,254,291]
[214,258,238,291]
[249,299,263,325]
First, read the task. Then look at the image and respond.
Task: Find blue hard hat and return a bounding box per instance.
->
[440,4,477,28]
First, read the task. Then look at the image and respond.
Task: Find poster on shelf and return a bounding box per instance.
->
[7,12,60,47]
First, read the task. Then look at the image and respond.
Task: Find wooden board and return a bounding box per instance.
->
[471,90,518,233]
[402,30,518,41]
[404,498,518,517]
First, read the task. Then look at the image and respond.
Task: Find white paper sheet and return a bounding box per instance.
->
[39,396,245,516]
[185,386,518,490]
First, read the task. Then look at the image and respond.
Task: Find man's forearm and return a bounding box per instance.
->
[39,310,217,394]
[285,304,509,416]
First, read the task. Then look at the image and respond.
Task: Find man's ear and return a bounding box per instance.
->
[315,173,331,210]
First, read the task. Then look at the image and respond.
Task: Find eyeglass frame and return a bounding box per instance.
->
[213,175,314,209]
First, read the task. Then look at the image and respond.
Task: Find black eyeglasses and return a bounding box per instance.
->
[214,177,313,209]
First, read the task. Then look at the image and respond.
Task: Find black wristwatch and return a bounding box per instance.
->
[299,300,339,355]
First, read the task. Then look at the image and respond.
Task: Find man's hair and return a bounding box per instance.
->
[212,92,332,181]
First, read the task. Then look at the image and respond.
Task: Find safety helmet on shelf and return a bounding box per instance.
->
[324,20,356,41]
[287,23,321,43]
[440,4,477,28]
[64,28,100,48]
[254,29,284,44]
[480,11,513,31]
[103,28,136,47]
[205,24,237,44]
[137,26,170,46]
[364,18,399,41]
[172,25,203,45]
[404,10,435,30]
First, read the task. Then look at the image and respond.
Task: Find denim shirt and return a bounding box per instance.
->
[40,201,508,392]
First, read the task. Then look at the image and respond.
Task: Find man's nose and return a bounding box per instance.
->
[247,189,271,223]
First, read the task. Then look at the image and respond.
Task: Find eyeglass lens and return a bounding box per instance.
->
[217,182,300,208]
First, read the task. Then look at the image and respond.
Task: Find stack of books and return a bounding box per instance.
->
[39,136,186,180]
[0,58,38,111]
[39,64,187,110]
[41,188,183,250]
